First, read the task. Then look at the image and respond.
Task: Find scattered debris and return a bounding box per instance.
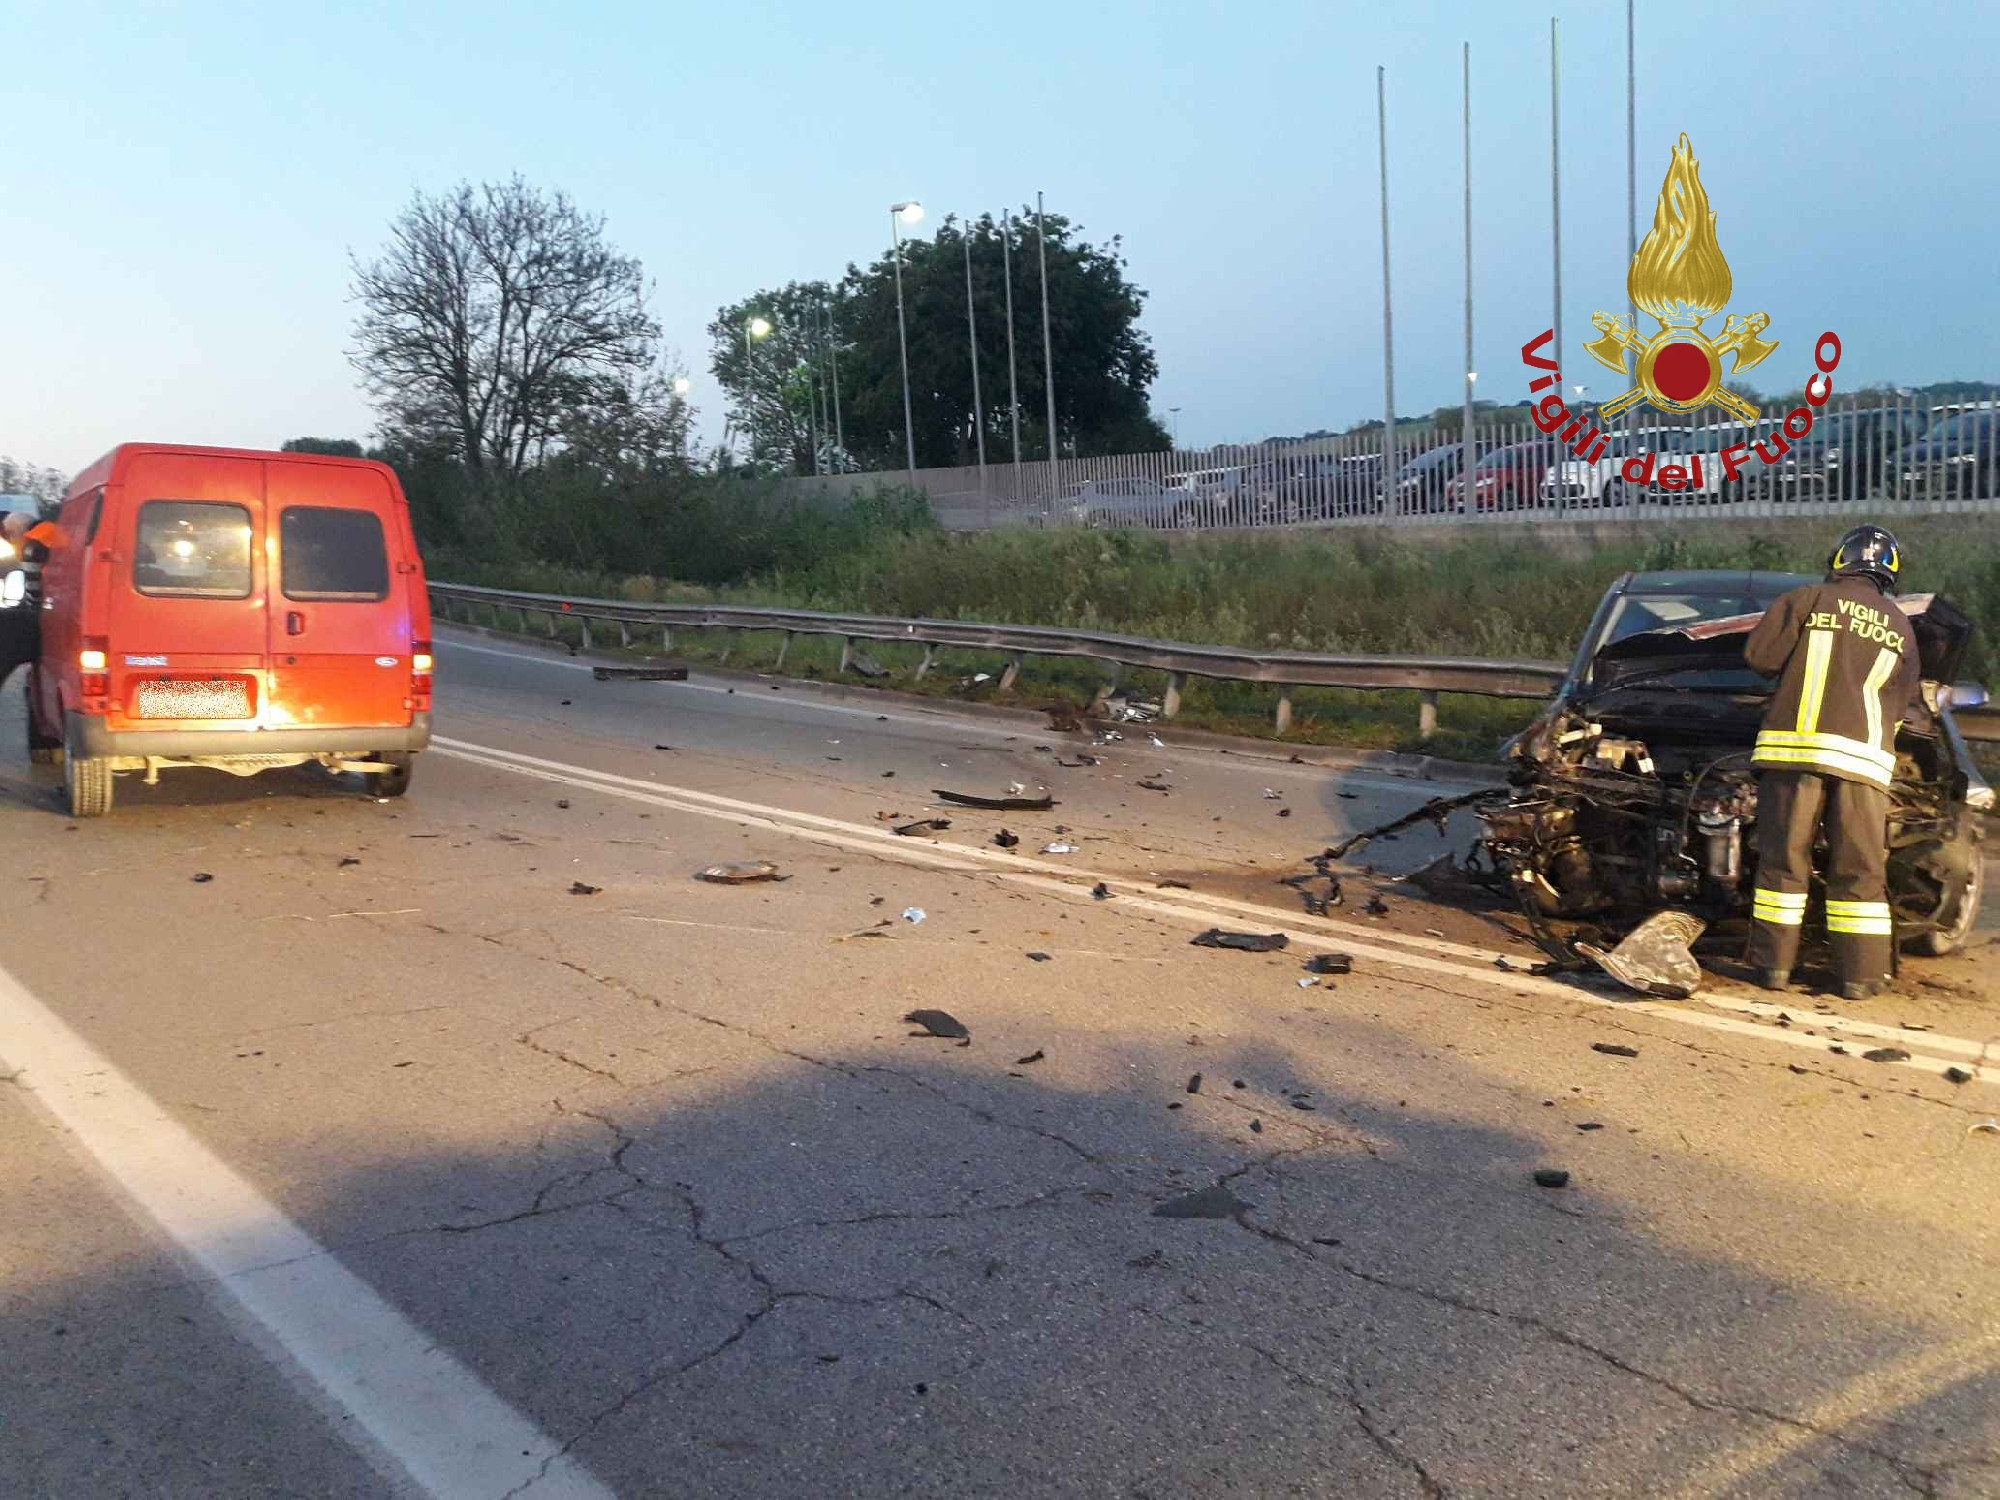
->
[696,861,785,883]
[1424,927,1445,938]
[1191,928,1289,952]
[1167,1101,1184,1111]
[1944,1067,1973,1085]
[339,855,361,867]
[1364,896,1389,916]
[903,1008,970,1044]
[1322,787,1502,860]
[1151,1184,1248,1220]
[1291,1099,1318,1111]
[933,789,1055,812]
[569,881,602,896]
[1289,754,1306,764]
[1278,807,1292,818]
[993,829,1021,849]
[1970,1120,2000,1136]
[1104,696,1162,723]
[1136,778,1172,793]
[1590,1042,1640,1058]
[901,907,927,924]
[1304,953,1353,975]
[1047,704,1085,732]
[1025,951,1052,962]
[1578,911,1706,999]
[1533,1168,1571,1189]
[847,649,889,678]
[1296,978,1317,989]
[191,873,214,884]
[1091,882,1110,901]
[559,699,572,706]
[1016,1049,1045,1065]
[1146,733,1166,748]
[1862,1047,1911,1063]
[880,771,896,778]
[893,819,952,837]
[556,799,570,810]
[1250,1118,1263,1133]
[592,664,688,681]
[1055,754,1101,768]
[1042,843,1078,855]
[652,743,676,752]
[1232,1079,1247,1088]
[1263,788,1282,800]
[1156,878,1192,890]
[1575,1121,1605,1132]
[1186,1073,1203,1095]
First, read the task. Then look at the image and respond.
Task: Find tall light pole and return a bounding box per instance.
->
[1377,66,1397,505]
[1000,207,1022,492]
[889,200,924,481]
[1550,17,1565,517]
[1627,0,1637,344]
[742,314,773,466]
[827,290,845,465]
[963,215,987,481]
[1035,190,1059,498]
[1461,41,1475,500]
[1169,406,1182,449]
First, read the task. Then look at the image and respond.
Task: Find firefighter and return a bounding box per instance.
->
[1744,525,1922,1001]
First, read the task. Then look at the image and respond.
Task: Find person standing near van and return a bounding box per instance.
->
[1743,525,1921,1001]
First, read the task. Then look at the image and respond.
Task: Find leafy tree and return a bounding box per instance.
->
[707,282,841,475]
[349,177,662,492]
[0,456,68,513]
[712,207,1168,473]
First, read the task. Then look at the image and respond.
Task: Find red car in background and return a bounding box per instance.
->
[1447,442,1547,512]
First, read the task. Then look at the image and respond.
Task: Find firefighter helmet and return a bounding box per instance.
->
[1830,525,1902,592]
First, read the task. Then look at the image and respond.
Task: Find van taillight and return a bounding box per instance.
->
[410,640,432,710]
[80,637,110,699]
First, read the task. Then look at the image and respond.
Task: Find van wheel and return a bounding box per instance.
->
[27,685,61,766]
[63,739,114,818]
[374,752,415,798]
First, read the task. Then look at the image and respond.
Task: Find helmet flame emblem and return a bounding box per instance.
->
[1583,135,1777,422]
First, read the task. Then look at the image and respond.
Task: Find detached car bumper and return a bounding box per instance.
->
[67,710,432,759]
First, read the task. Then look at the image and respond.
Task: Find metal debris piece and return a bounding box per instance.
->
[1322,787,1503,860]
[1016,1049,1045,1065]
[1146,733,1165,748]
[1862,1047,1911,1063]
[1156,878,1192,890]
[1577,911,1706,999]
[569,881,602,896]
[696,861,785,884]
[903,1008,970,1043]
[1250,1118,1263,1133]
[1297,978,1317,988]
[1091,883,1110,900]
[893,818,952,837]
[1533,1169,1571,1189]
[1278,807,1292,818]
[1136,778,1172,792]
[901,907,927,924]
[1263,788,1282,800]
[592,664,688,681]
[1575,1121,1605,1132]
[1186,1073,1203,1094]
[1590,1042,1640,1058]
[1191,928,1289,953]
[1151,1184,1248,1220]
[993,829,1020,849]
[1970,1120,1999,1135]
[932,789,1055,811]
[339,855,361,867]
[1025,951,1052,962]
[880,771,896,778]
[1364,896,1389,916]
[1042,842,1078,855]
[1944,1066,1973,1084]
[555,800,570,810]
[192,872,214,884]
[1304,953,1353,975]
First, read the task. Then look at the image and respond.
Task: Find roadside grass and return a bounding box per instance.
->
[436,514,1995,762]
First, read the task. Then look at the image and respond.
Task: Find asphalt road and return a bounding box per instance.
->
[3,630,1998,1500]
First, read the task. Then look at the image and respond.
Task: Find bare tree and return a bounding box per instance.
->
[349,177,660,490]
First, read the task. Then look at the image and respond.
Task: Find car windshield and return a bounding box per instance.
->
[1923,414,1993,442]
[1586,588,1793,695]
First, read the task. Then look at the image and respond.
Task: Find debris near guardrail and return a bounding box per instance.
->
[592,664,688,681]
[933,788,1055,811]
[697,861,786,884]
[1191,928,1289,953]
[1321,787,1505,861]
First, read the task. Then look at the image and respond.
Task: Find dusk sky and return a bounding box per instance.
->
[4,0,1995,474]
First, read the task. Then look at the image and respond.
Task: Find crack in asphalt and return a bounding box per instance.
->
[716,1185,1104,1247]
[516,1016,632,1087]
[1248,1343,1448,1498]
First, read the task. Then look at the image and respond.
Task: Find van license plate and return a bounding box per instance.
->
[134,679,251,719]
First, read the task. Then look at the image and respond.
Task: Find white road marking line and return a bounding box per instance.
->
[433,632,1474,798]
[0,959,616,1500]
[431,736,1994,1089]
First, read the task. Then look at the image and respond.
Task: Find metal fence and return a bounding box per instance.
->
[792,390,2000,533]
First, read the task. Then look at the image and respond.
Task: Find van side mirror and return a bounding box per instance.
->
[1946,681,1990,711]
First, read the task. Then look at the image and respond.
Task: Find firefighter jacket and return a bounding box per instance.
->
[1743,576,1923,790]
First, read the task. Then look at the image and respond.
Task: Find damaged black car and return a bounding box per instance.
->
[1481,569,1990,958]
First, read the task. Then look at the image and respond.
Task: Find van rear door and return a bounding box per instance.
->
[105,453,267,732]
[263,459,413,732]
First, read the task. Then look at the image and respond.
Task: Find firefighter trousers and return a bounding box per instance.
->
[1747,770,1893,985]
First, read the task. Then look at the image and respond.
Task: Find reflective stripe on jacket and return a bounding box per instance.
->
[1743,577,1923,790]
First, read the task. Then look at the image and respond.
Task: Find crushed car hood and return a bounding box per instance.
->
[1595,591,1974,689]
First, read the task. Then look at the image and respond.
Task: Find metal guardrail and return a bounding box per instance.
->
[428,581,2000,746]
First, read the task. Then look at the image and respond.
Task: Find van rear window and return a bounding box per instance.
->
[281,507,389,602]
[135,501,253,598]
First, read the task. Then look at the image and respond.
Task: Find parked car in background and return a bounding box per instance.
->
[1450,442,1549,512]
[1392,443,1484,514]
[1900,409,1999,499]
[1165,466,1252,526]
[1053,476,1182,528]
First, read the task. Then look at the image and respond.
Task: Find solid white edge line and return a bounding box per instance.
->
[0,959,616,1500]
[430,737,1993,1090]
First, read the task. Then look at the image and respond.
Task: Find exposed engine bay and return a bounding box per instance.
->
[1472,574,1990,962]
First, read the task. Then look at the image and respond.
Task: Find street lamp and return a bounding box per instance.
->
[1168,406,1182,449]
[672,376,691,397]
[742,315,774,463]
[889,200,923,480]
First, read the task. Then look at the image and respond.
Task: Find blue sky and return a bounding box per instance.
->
[4,0,1994,473]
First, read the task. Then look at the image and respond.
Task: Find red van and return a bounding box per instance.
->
[28,443,432,817]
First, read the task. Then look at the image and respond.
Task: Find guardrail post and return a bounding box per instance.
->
[1089,663,1121,713]
[1274,692,1294,734]
[998,652,1024,692]
[579,618,593,650]
[1418,690,1439,740]
[719,629,740,665]
[774,631,794,668]
[617,620,631,648]
[913,644,937,681]
[661,625,674,651]
[837,637,853,674]
[544,610,559,638]
[1162,672,1184,719]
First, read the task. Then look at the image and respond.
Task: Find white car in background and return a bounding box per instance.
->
[1054,476,1182,528]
